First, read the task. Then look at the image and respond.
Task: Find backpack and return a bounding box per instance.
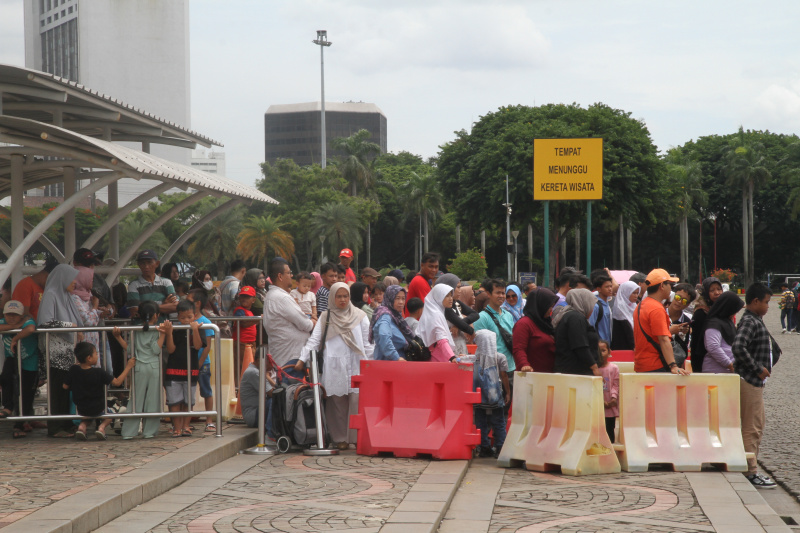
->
[594,301,605,329]
[473,357,504,408]
[290,384,328,446]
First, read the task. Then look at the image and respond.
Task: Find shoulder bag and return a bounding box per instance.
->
[636,304,686,369]
[488,310,514,353]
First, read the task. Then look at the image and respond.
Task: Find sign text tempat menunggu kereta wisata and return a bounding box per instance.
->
[533,138,603,200]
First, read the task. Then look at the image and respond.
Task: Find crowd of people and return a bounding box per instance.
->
[0,246,783,489]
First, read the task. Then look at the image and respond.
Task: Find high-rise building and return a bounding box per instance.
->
[264,101,387,167]
[23,0,193,205]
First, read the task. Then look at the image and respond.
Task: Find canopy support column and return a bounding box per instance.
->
[108,181,119,259]
[160,198,244,264]
[10,154,23,288]
[105,193,209,284]
[63,166,76,261]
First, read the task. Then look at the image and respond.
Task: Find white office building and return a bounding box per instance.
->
[22,0,195,205]
[191,149,226,176]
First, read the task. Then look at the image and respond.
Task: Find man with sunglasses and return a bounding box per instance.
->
[633,269,689,374]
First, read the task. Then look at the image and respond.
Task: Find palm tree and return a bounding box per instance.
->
[666,149,707,282]
[310,201,363,258]
[331,129,381,197]
[187,205,244,279]
[237,214,295,273]
[723,127,771,286]
[401,170,445,262]
[119,218,169,259]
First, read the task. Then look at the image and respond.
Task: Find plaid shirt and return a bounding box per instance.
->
[732,310,781,387]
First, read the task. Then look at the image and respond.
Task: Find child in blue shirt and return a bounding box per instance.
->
[0,300,40,438]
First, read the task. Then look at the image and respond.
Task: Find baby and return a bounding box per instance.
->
[291,272,318,320]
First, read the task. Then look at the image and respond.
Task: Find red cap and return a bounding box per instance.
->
[239,286,256,297]
[339,248,353,258]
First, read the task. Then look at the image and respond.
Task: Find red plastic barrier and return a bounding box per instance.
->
[609,350,635,362]
[350,360,481,459]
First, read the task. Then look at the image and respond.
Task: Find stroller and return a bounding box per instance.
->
[269,356,330,453]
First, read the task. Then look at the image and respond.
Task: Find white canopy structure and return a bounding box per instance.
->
[0,63,277,289]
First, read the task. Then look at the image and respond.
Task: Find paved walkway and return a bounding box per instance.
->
[95,452,796,533]
[0,419,256,532]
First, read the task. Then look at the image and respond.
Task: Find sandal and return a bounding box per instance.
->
[13,429,26,439]
[171,429,182,438]
[204,423,216,432]
[0,409,12,418]
[95,430,107,441]
[22,423,33,432]
[75,430,87,441]
[50,430,74,438]
[181,428,193,437]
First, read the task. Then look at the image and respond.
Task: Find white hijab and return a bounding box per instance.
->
[418,284,455,350]
[611,281,639,328]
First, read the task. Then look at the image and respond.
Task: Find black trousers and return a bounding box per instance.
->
[0,357,38,430]
[47,367,74,435]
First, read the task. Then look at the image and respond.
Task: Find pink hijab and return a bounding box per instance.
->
[73,266,94,302]
[311,272,323,294]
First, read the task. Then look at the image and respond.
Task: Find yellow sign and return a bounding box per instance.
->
[533,138,603,200]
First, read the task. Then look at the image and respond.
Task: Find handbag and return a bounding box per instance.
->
[488,310,514,353]
[404,335,432,362]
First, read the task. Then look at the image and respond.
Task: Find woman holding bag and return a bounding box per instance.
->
[418,284,457,362]
[296,282,373,449]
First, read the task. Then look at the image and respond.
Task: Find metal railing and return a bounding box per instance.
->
[0,323,223,437]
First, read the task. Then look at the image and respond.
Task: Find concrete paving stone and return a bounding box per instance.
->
[394,500,447,513]
[402,491,451,502]
[415,473,462,484]
[94,510,177,533]
[378,524,434,533]
[438,518,491,532]
[0,518,72,533]
[406,483,454,492]
[385,510,442,523]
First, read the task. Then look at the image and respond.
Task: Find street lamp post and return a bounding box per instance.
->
[502,174,512,281]
[312,30,332,169]
[319,234,326,265]
[512,230,520,283]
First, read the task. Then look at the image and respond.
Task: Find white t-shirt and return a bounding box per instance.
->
[290,288,316,315]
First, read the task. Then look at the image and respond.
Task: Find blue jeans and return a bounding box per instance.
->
[781,308,793,330]
[475,406,506,450]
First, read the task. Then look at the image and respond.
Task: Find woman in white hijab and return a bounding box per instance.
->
[552,288,601,376]
[611,281,639,350]
[418,284,456,362]
[38,264,83,437]
[297,282,373,449]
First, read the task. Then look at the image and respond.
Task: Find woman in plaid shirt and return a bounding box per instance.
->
[732,282,781,489]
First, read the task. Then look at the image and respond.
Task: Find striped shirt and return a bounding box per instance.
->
[127,275,175,321]
[316,286,330,314]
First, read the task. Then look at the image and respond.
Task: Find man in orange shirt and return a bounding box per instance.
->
[633,268,689,375]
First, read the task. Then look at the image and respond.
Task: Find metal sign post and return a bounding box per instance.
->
[304,350,338,456]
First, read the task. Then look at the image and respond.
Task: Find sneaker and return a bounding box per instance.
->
[747,473,777,488]
[782,328,787,334]
[75,430,86,441]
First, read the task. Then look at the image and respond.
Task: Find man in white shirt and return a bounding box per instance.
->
[263,258,315,367]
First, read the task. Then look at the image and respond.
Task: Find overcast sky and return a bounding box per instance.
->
[2,0,800,187]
